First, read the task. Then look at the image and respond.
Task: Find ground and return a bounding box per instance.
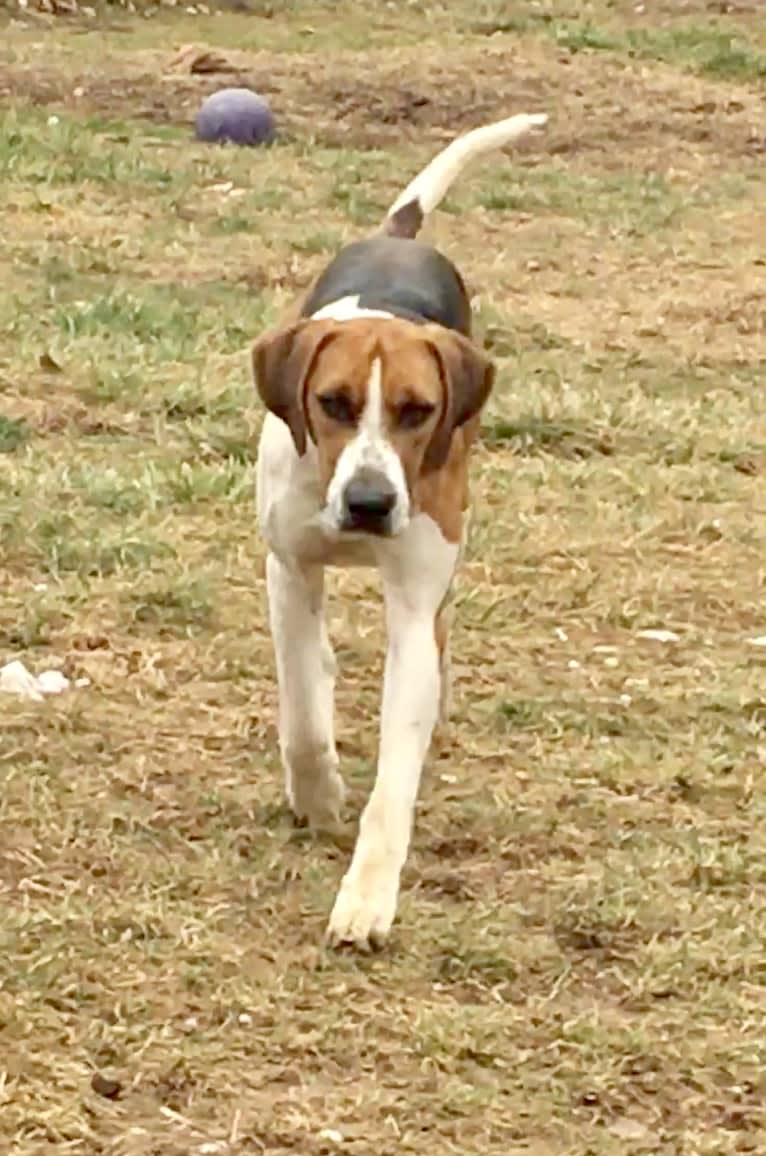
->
[1,0,766,1152]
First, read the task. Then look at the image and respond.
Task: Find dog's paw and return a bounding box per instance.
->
[286,765,346,831]
[325,868,399,952]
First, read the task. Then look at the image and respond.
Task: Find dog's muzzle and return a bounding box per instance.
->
[340,468,397,536]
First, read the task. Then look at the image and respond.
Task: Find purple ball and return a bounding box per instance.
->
[195,88,275,147]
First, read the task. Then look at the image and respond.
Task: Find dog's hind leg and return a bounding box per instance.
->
[266,553,345,829]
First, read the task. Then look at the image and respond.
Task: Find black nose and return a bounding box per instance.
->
[342,471,396,531]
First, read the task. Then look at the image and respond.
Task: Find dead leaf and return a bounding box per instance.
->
[190,51,238,75]
[168,43,239,75]
[39,351,63,373]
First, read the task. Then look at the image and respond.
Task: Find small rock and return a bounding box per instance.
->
[90,1072,122,1099]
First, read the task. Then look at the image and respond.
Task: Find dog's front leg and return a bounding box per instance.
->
[327,532,457,949]
[266,553,344,828]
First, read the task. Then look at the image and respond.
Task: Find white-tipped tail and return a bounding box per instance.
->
[382,112,547,238]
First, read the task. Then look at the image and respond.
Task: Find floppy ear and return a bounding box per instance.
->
[421,328,496,472]
[251,320,338,455]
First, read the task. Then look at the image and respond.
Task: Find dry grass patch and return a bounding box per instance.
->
[2,2,766,1154]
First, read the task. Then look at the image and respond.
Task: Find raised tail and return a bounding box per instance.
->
[381,112,548,239]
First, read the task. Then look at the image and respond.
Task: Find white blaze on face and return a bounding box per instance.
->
[324,358,410,535]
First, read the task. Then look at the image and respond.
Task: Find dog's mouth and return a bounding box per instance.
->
[340,510,394,537]
[316,506,407,541]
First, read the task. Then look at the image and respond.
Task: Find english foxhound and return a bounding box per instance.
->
[252,112,547,949]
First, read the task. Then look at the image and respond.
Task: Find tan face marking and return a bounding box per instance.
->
[252,315,494,541]
[305,326,445,504]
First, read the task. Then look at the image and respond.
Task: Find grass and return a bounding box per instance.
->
[545,20,766,80]
[469,2,766,81]
[1,1,766,1153]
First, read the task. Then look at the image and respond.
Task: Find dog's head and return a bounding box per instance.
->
[252,316,494,537]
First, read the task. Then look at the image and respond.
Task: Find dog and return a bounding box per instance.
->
[252,112,547,949]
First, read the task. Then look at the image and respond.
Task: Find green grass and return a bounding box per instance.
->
[468,4,766,81]
[584,21,766,81]
[0,414,29,451]
[0,109,187,187]
[1,2,766,1154]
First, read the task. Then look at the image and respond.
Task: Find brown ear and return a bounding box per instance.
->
[421,328,496,472]
[251,320,338,455]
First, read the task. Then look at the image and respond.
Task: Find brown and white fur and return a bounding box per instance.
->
[252,113,547,949]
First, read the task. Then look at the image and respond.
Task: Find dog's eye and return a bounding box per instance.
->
[397,401,435,430]
[318,392,356,425]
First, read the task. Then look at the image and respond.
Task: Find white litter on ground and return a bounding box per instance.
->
[317,1129,344,1146]
[636,629,681,643]
[0,660,89,701]
[36,670,70,695]
[746,635,766,648]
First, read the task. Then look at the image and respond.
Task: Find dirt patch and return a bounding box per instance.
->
[1,38,763,162]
